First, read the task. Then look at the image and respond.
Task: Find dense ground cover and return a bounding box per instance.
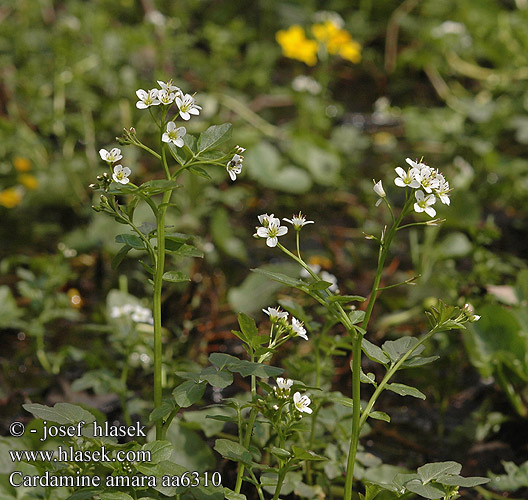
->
[1,1,528,499]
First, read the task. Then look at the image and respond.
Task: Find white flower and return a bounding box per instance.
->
[136,89,160,109]
[410,162,440,193]
[373,180,386,206]
[131,305,154,324]
[235,145,246,154]
[257,213,279,227]
[226,153,243,181]
[435,177,451,205]
[162,122,186,147]
[263,307,288,320]
[414,190,436,217]
[99,147,123,163]
[176,93,201,120]
[112,165,131,184]
[110,304,153,324]
[405,158,429,171]
[276,378,293,390]
[291,317,308,340]
[394,166,420,188]
[293,392,313,414]
[283,212,314,230]
[158,89,176,105]
[256,219,288,247]
[292,75,322,95]
[157,79,181,97]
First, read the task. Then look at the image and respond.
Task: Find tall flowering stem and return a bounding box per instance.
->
[92,80,243,441]
[343,195,414,500]
[254,158,452,500]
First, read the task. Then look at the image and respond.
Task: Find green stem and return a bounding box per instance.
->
[343,333,363,500]
[272,465,289,500]
[248,469,266,500]
[161,406,180,439]
[135,141,161,160]
[235,352,258,493]
[153,140,173,440]
[343,197,413,500]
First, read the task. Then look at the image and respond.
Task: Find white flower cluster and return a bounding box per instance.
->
[263,306,308,340]
[254,212,314,247]
[274,378,313,416]
[374,158,451,218]
[110,304,154,325]
[99,147,131,185]
[135,80,202,122]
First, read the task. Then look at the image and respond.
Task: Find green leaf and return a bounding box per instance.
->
[417,462,462,484]
[165,232,195,243]
[349,310,366,325]
[362,338,390,365]
[99,494,135,500]
[111,244,132,270]
[238,313,259,344]
[162,271,191,283]
[251,268,306,288]
[188,165,212,180]
[208,353,240,371]
[167,142,186,165]
[308,280,332,291]
[401,355,440,368]
[149,399,176,423]
[166,243,204,258]
[436,475,490,487]
[291,445,327,461]
[115,233,144,249]
[404,479,445,499]
[136,179,182,196]
[197,123,232,152]
[214,438,252,465]
[360,484,382,500]
[199,366,233,388]
[327,295,366,304]
[22,403,96,424]
[143,440,174,464]
[382,337,424,363]
[190,485,225,500]
[183,134,197,152]
[66,490,104,500]
[270,447,291,460]
[209,353,283,378]
[369,411,390,422]
[224,490,247,500]
[172,380,206,408]
[360,371,376,385]
[386,383,426,399]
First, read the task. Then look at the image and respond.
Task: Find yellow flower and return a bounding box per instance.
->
[312,20,361,62]
[276,25,318,66]
[13,157,31,172]
[312,20,341,47]
[0,187,23,208]
[339,40,361,63]
[18,174,39,190]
